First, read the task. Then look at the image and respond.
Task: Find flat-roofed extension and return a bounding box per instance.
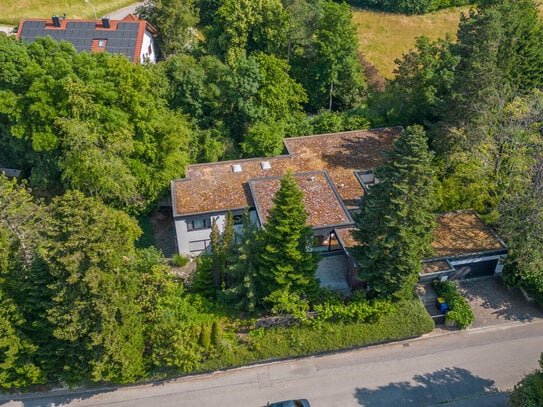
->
[431,211,506,259]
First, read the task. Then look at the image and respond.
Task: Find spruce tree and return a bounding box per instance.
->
[352,126,438,300]
[258,170,319,308]
[223,209,260,313]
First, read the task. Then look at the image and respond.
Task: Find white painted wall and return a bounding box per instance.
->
[139,30,156,64]
[174,210,259,256]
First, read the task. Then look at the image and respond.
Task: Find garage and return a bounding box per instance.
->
[451,258,499,280]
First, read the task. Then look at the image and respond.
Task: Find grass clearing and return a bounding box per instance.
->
[354,7,469,79]
[0,0,136,26]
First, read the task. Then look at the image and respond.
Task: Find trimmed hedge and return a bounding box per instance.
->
[432,280,474,329]
[199,298,434,372]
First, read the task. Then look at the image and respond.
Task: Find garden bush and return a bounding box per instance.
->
[345,0,471,15]
[432,279,474,329]
[509,353,543,407]
[198,298,434,371]
[171,253,190,267]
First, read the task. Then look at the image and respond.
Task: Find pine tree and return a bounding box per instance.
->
[223,209,260,313]
[352,126,438,300]
[36,191,146,384]
[258,170,319,308]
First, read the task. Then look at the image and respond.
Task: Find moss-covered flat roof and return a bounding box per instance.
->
[249,172,352,229]
[336,211,506,260]
[172,127,401,216]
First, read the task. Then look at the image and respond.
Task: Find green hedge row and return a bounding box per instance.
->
[433,280,474,329]
[199,298,434,372]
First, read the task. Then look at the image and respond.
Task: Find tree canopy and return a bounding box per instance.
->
[352,126,438,300]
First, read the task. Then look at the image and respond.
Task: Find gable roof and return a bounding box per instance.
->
[16,14,157,64]
[172,127,402,217]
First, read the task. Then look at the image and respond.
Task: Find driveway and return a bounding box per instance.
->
[104,2,144,20]
[456,276,543,328]
[419,275,543,331]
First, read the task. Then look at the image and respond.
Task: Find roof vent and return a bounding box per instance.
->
[52,15,61,27]
[338,183,344,189]
[232,164,243,173]
[260,161,271,170]
[102,17,110,28]
[308,175,315,181]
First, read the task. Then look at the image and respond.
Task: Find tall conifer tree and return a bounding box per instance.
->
[352,126,438,300]
[258,170,319,306]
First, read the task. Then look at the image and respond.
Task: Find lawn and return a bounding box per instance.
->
[354,6,469,79]
[0,0,136,25]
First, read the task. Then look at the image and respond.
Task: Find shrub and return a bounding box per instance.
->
[171,253,190,267]
[509,353,543,407]
[432,279,474,329]
[345,0,471,15]
[198,298,434,372]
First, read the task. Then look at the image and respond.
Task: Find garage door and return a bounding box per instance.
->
[451,259,498,279]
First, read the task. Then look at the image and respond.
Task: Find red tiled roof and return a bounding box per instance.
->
[172,127,402,216]
[16,15,157,65]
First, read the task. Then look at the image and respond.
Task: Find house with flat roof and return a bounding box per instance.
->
[16,14,158,64]
[171,127,507,292]
[171,127,402,255]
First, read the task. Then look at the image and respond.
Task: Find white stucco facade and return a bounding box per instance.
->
[174,210,259,255]
[139,30,157,64]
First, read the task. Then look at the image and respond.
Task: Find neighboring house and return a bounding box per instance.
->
[336,211,508,287]
[16,14,158,64]
[171,127,402,256]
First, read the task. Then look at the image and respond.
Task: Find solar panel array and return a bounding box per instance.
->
[19,20,140,61]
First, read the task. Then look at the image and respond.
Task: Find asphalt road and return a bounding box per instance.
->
[2,321,542,407]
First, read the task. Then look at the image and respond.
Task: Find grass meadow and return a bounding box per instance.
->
[0,0,135,25]
[354,6,469,79]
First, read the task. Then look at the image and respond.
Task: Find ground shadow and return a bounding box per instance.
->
[354,366,505,406]
[0,386,116,407]
[457,276,543,323]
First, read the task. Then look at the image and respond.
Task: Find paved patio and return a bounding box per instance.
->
[418,275,543,331]
[315,254,351,296]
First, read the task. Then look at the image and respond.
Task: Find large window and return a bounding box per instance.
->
[189,239,210,252]
[186,217,211,231]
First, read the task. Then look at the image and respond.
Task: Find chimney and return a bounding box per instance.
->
[52,15,61,27]
[102,17,110,28]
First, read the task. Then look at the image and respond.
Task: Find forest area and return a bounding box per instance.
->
[0,0,542,392]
